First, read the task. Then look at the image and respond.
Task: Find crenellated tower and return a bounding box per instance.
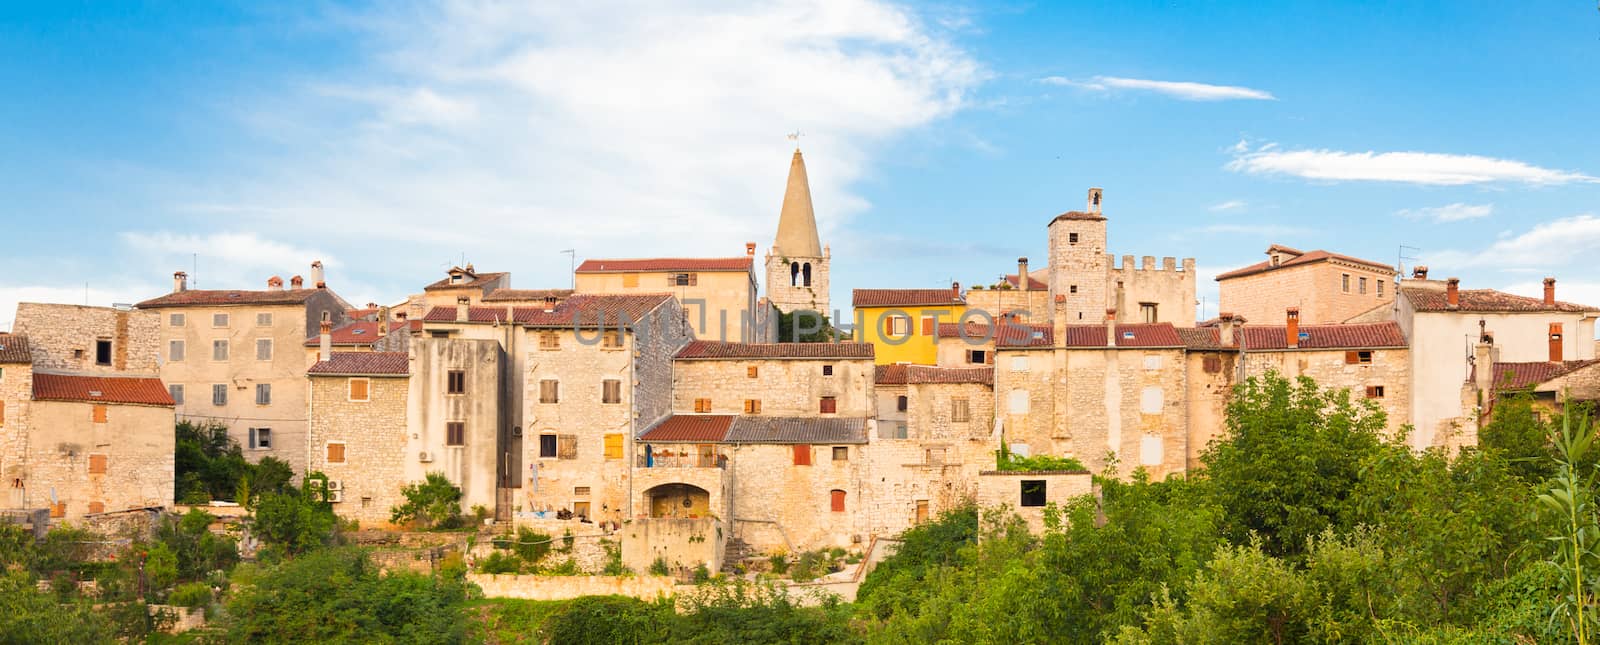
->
[1047,188,1110,323]
[764,148,831,315]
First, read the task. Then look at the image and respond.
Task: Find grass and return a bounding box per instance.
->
[468,598,569,644]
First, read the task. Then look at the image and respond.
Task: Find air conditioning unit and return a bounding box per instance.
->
[511,426,523,437]
[326,480,343,491]
[328,490,344,503]
[307,479,325,490]
[418,450,434,463]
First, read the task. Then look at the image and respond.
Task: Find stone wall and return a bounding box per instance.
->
[408,337,505,516]
[993,347,1058,459]
[1047,217,1109,324]
[620,517,723,573]
[963,288,1052,324]
[26,400,173,518]
[576,269,759,342]
[1241,347,1411,440]
[309,374,409,526]
[1184,350,1237,469]
[1220,261,1394,325]
[1107,256,1197,327]
[726,442,865,555]
[468,573,677,601]
[12,304,160,374]
[1057,347,1189,478]
[673,357,874,417]
[0,361,32,510]
[976,470,1093,534]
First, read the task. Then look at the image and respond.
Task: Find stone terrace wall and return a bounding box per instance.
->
[468,573,676,601]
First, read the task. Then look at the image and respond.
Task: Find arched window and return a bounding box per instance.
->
[830,489,846,512]
[790,262,800,286]
[802,263,812,287]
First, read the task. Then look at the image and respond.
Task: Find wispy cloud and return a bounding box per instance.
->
[1189,223,1311,237]
[1041,75,1274,101]
[1396,203,1493,223]
[1429,214,1600,269]
[1228,143,1596,185]
[1208,199,1247,212]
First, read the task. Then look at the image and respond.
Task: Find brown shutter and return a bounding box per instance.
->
[327,443,345,463]
[1344,351,1359,364]
[747,366,758,378]
[88,454,107,474]
[830,489,845,512]
[793,444,811,466]
[0,401,5,426]
[558,434,578,459]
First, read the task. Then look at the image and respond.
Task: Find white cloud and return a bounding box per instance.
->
[1428,214,1600,269]
[1501,279,1600,310]
[1227,144,1596,186]
[119,231,336,286]
[1396,203,1493,223]
[1208,199,1247,212]
[1042,75,1274,101]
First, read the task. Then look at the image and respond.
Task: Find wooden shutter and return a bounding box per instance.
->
[557,434,578,459]
[793,444,811,466]
[1344,351,1359,364]
[820,397,836,414]
[830,489,845,512]
[883,316,893,337]
[747,366,758,378]
[349,378,369,401]
[88,501,105,514]
[1203,355,1221,373]
[744,399,760,414]
[0,401,6,426]
[88,454,107,474]
[92,405,107,424]
[604,433,624,460]
[921,317,934,336]
[695,398,711,413]
[327,443,345,463]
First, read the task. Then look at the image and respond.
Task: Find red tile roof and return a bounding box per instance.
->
[422,306,514,323]
[1003,274,1048,290]
[1215,248,1394,281]
[1060,323,1185,348]
[423,268,507,291]
[638,415,735,442]
[936,322,1052,347]
[32,373,174,406]
[1492,360,1600,391]
[302,321,399,347]
[676,340,874,360]
[1401,286,1599,313]
[514,294,674,329]
[724,416,868,444]
[1237,321,1407,350]
[307,352,410,376]
[874,364,993,385]
[853,289,965,308]
[137,289,323,308]
[1176,327,1232,351]
[482,288,575,303]
[575,257,753,273]
[1050,210,1106,223]
[0,334,31,364]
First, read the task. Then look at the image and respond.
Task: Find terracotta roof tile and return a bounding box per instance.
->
[1050,210,1106,223]
[1003,274,1048,290]
[1492,360,1600,391]
[0,334,31,364]
[482,288,575,303]
[302,321,399,347]
[936,322,1052,347]
[1215,249,1394,281]
[676,340,873,360]
[852,289,965,308]
[1238,321,1407,350]
[308,352,410,376]
[422,306,513,323]
[32,373,173,406]
[137,289,323,308]
[1401,286,1599,313]
[638,415,734,442]
[874,364,992,385]
[575,257,752,273]
[513,294,673,328]
[724,416,869,444]
[423,269,507,291]
[1177,327,1228,351]
[1060,323,1184,348]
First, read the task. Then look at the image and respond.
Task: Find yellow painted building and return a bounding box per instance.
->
[852,286,967,365]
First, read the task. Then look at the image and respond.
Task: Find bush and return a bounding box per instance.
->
[252,486,338,555]
[768,553,790,576]
[692,563,712,583]
[995,444,1087,472]
[390,473,464,530]
[478,551,523,575]
[790,551,826,582]
[650,556,671,577]
[170,581,213,608]
[540,595,673,645]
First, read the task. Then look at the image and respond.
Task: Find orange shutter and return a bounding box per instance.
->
[1344,351,1359,364]
[0,401,5,426]
[793,445,811,466]
[349,378,369,401]
[88,501,105,514]
[92,404,108,424]
[327,443,345,463]
[921,317,933,336]
[88,454,107,474]
[830,489,845,512]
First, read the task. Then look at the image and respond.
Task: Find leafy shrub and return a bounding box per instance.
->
[767,553,790,576]
[390,473,465,530]
[649,556,671,576]
[478,551,523,575]
[602,540,631,576]
[692,563,712,583]
[995,444,1087,472]
[790,551,825,582]
[170,581,213,608]
[252,486,338,555]
[540,595,672,645]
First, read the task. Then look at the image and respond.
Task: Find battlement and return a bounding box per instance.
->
[1107,254,1196,273]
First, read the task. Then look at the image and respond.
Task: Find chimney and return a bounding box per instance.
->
[267,276,283,291]
[1413,265,1429,280]
[310,261,325,288]
[1474,332,1499,393]
[746,242,756,257]
[1550,323,1565,363]
[543,295,558,313]
[1218,312,1236,348]
[1286,307,1300,349]
[456,296,470,322]
[951,281,961,299]
[173,271,188,293]
[396,311,408,322]
[1105,308,1117,347]
[290,275,304,289]
[1446,278,1460,308]
[378,306,390,337]
[1087,187,1104,214]
[318,320,332,363]
[1544,277,1557,306]
[1017,257,1030,292]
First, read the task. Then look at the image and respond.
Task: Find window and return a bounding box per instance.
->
[446,422,465,446]
[1203,355,1222,373]
[830,489,846,512]
[1377,280,1385,297]
[255,383,271,405]
[447,370,466,394]
[1365,385,1386,399]
[1140,386,1163,414]
[793,445,812,466]
[744,399,761,414]
[249,427,272,450]
[698,444,718,468]
[879,421,908,439]
[212,384,227,406]
[574,486,592,497]
[88,454,107,474]
[573,501,590,520]
[95,339,112,366]
[348,378,369,402]
[1020,480,1046,507]
[896,395,907,412]
[168,340,185,362]
[212,339,228,361]
[1010,355,1029,372]
[747,365,759,378]
[819,396,837,414]
[257,313,273,326]
[968,350,988,364]
[1069,285,1078,294]
[1359,277,1368,295]
[602,379,622,404]
[604,433,624,460]
[169,313,185,327]
[430,330,450,339]
[833,446,849,461]
[670,273,697,286]
[920,317,935,336]
[925,447,946,464]
[952,398,970,422]
[539,434,558,458]
[886,316,909,337]
[602,331,623,348]
[326,442,345,463]
[1140,303,1157,324]
[212,313,230,327]
[539,333,560,350]
[558,434,578,459]
[822,364,834,376]
[1069,232,1079,244]
[916,500,929,524]
[1341,274,1351,293]
[256,338,272,361]
[539,380,559,404]
[1345,350,1374,365]
[92,404,107,424]
[1009,389,1029,414]
[694,397,711,413]
[622,274,639,288]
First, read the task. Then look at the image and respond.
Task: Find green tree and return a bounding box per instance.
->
[777,309,835,343]
[253,487,338,556]
[390,472,465,530]
[0,571,116,643]
[144,541,179,593]
[539,595,673,645]
[1480,390,1557,482]
[155,508,239,581]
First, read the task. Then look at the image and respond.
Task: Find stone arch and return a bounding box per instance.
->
[644,482,711,519]
[802,262,812,287]
[790,262,800,287]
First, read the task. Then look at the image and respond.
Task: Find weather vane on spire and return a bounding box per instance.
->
[787,130,803,149]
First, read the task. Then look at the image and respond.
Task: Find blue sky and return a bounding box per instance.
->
[2,1,1597,329]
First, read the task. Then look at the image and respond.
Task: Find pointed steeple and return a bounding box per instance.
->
[773,149,823,257]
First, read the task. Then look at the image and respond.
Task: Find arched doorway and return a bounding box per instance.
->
[645,483,711,518]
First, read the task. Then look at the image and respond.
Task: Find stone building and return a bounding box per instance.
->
[1044,189,1196,326]
[1234,311,1411,438]
[11,303,160,375]
[852,286,968,366]
[575,253,767,343]
[964,258,1052,324]
[0,334,33,511]
[1216,244,1397,325]
[306,351,411,526]
[976,469,1093,534]
[765,148,831,317]
[137,266,350,473]
[868,364,996,535]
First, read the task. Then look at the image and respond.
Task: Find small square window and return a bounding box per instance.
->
[604,433,624,460]
[169,313,185,327]
[257,313,273,326]
[603,379,622,404]
[822,365,834,376]
[447,370,466,394]
[327,442,345,464]
[255,383,271,405]
[1020,480,1047,507]
[88,454,107,474]
[747,366,759,378]
[447,422,465,446]
[951,398,970,422]
[249,427,272,450]
[212,340,229,361]
[819,396,837,414]
[168,340,185,362]
[744,399,761,414]
[602,331,623,348]
[348,378,370,402]
[168,384,184,404]
[832,446,848,461]
[694,397,711,413]
[896,395,907,412]
[1068,232,1079,244]
[95,339,112,366]
[540,380,560,404]
[92,404,107,424]
[539,333,561,350]
[1069,285,1078,294]
[213,313,230,328]
[212,384,227,406]
[1366,385,1386,399]
[968,350,987,364]
[539,434,558,458]
[256,338,272,361]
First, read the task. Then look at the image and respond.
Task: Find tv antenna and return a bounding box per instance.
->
[1397,244,1421,277]
[561,249,576,289]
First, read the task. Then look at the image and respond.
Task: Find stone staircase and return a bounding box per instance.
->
[721,537,754,573]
